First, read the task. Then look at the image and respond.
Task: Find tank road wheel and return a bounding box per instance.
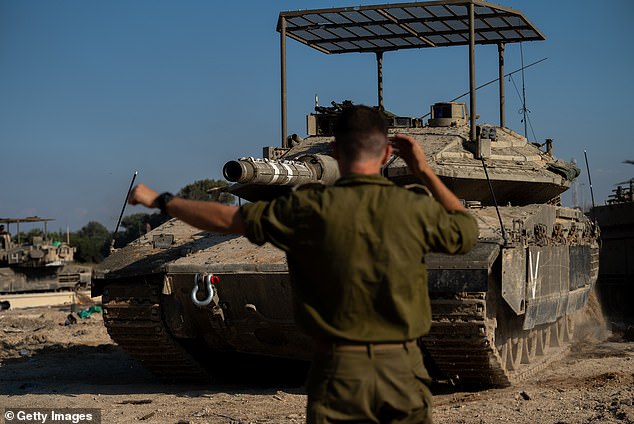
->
[499,337,523,371]
[498,342,508,370]
[537,327,550,356]
[551,318,565,348]
[522,331,538,364]
[564,315,575,342]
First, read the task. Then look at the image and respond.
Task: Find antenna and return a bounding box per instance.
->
[520,43,528,139]
[481,157,508,245]
[111,171,138,251]
[420,58,547,120]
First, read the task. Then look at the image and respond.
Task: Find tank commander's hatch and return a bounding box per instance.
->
[276,1,545,145]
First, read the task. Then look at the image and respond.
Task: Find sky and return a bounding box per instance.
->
[1,0,633,232]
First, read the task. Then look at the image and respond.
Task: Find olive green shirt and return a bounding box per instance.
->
[240,173,478,342]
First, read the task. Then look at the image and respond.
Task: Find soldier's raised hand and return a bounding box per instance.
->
[390,134,431,176]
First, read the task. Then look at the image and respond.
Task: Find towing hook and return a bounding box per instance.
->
[191,273,215,307]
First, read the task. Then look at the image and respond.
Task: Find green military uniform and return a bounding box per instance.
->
[241,173,478,423]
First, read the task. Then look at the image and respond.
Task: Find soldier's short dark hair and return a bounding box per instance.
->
[334,105,388,162]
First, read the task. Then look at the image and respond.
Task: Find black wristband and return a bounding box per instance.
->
[156,192,175,215]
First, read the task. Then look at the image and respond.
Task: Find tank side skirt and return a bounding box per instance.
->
[523,244,598,329]
[0,266,84,294]
[423,292,577,387]
[423,240,596,387]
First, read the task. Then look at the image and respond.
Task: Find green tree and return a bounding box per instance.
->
[116,212,169,247]
[12,228,68,245]
[72,221,111,263]
[13,228,44,244]
[177,179,234,204]
[113,179,235,249]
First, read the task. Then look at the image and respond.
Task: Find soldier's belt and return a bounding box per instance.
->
[315,339,418,353]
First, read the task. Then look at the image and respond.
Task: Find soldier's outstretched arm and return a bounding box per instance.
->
[390,134,465,212]
[128,183,246,234]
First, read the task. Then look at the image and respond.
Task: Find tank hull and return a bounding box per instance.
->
[94,204,598,386]
[0,265,89,294]
[593,201,634,318]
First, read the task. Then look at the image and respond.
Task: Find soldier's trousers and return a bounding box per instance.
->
[306,342,433,423]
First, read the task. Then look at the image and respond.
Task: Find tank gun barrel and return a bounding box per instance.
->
[223,154,339,186]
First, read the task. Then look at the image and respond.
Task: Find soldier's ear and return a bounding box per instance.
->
[380,143,392,165]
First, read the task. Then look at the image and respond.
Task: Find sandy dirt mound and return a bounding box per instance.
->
[1,303,632,424]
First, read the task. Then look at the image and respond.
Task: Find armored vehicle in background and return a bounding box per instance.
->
[0,217,89,293]
[93,1,599,387]
[592,167,634,319]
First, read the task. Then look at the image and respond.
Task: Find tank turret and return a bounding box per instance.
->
[226,100,579,207]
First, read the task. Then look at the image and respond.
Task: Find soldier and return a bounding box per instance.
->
[129,105,478,423]
[0,224,11,250]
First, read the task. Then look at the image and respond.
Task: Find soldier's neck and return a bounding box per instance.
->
[338,161,382,176]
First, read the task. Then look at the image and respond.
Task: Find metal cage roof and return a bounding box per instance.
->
[277,0,545,54]
[0,217,54,224]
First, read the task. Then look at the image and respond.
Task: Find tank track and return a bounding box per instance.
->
[102,279,581,387]
[423,293,573,387]
[102,278,211,383]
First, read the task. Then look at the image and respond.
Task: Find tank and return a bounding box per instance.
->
[92,1,599,387]
[0,217,89,293]
[592,166,634,319]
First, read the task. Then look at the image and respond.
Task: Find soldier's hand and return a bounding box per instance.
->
[390,134,431,175]
[128,184,160,209]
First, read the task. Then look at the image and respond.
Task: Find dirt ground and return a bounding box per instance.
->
[0,300,632,424]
